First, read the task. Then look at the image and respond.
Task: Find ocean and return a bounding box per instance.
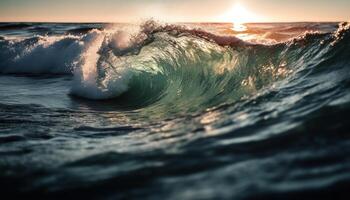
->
[0,21,350,199]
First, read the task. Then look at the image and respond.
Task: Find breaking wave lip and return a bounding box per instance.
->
[0,21,349,111]
[68,21,350,106]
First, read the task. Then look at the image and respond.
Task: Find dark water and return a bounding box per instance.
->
[1,21,350,199]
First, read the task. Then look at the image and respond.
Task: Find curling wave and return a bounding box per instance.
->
[0,21,349,113]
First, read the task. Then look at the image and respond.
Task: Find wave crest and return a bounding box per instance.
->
[1,21,349,113]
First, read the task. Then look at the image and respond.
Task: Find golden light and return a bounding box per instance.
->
[219,3,261,32]
[232,4,249,31]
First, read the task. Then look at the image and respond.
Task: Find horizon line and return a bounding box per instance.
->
[0,20,346,24]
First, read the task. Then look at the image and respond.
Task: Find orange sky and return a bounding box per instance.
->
[0,0,349,22]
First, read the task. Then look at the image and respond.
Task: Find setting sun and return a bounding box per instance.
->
[231,4,259,31]
[218,3,261,31]
[231,4,256,23]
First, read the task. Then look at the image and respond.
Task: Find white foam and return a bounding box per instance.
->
[0,35,84,74]
[70,30,134,99]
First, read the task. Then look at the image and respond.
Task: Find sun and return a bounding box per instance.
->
[231,4,253,24]
[219,3,261,32]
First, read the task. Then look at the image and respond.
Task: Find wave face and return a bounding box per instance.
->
[1,21,350,199]
[2,21,348,113]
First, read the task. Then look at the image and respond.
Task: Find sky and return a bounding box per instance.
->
[0,0,349,22]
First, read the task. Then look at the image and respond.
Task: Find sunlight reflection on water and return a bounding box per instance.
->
[232,22,247,32]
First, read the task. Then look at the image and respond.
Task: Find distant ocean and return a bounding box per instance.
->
[1,21,350,199]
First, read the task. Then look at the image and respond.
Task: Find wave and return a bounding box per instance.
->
[0,34,82,74]
[1,21,349,112]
